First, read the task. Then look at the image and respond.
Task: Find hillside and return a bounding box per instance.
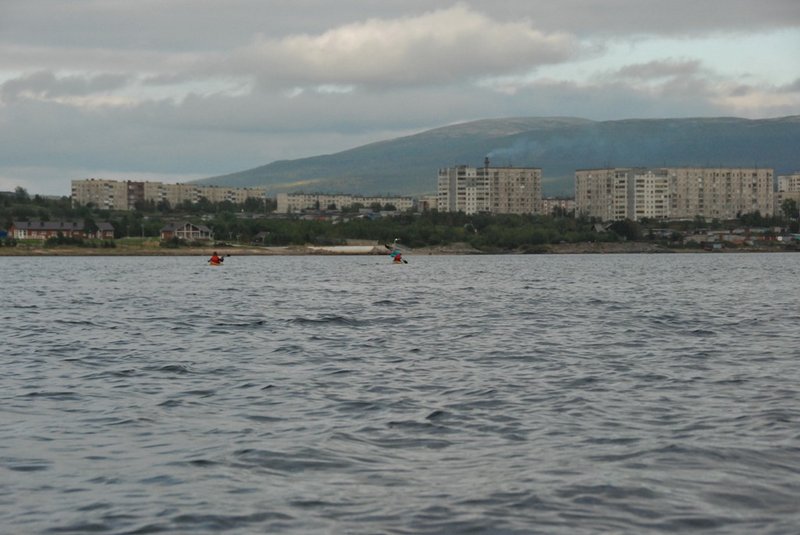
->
[195,116,800,196]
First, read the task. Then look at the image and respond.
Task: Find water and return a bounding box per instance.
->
[2,253,799,534]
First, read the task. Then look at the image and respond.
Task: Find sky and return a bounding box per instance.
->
[1,0,798,196]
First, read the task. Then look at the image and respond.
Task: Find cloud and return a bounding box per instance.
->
[1,5,581,95]
[2,1,796,51]
[0,0,797,196]
[713,77,800,114]
[0,71,131,103]
[614,60,704,80]
[714,90,800,115]
[223,5,579,89]
[780,78,800,92]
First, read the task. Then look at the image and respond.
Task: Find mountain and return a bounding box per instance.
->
[195,116,800,197]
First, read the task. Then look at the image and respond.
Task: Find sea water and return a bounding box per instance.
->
[2,253,799,534]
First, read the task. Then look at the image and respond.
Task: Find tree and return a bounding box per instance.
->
[195,197,213,213]
[781,199,799,221]
[14,187,30,203]
[243,197,268,213]
[738,211,764,227]
[83,217,99,237]
[552,206,571,218]
[609,219,642,241]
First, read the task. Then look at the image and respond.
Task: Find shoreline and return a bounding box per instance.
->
[1,241,796,256]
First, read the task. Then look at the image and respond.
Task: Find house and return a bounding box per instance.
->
[251,231,270,245]
[160,221,213,241]
[95,222,115,239]
[9,220,115,240]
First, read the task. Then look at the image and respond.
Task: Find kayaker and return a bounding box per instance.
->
[385,241,404,263]
[209,251,223,265]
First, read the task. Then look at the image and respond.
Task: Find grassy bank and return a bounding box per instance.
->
[3,239,795,256]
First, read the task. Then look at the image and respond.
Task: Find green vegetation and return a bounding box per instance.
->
[43,234,116,248]
[2,187,798,252]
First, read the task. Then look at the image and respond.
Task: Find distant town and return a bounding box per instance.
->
[67,159,800,223]
[2,159,800,252]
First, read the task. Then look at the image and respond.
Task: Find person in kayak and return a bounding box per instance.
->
[385,241,404,263]
[209,251,223,265]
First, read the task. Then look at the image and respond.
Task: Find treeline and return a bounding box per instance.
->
[249,209,795,250]
[3,187,799,250]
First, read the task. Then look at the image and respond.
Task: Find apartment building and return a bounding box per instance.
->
[437,165,490,214]
[576,167,774,221]
[70,179,131,210]
[437,160,542,215]
[541,197,576,215]
[143,182,267,207]
[633,170,671,220]
[776,172,800,213]
[671,167,773,220]
[72,179,266,210]
[574,168,632,221]
[275,193,414,213]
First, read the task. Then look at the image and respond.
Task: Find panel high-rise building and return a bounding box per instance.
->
[776,171,800,214]
[437,160,542,215]
[70,179,131,211]
[275,193,414,213]
[72,179,266,210]
[575,167,774,222]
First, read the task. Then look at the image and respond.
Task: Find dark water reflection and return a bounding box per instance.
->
[2,254,799,534]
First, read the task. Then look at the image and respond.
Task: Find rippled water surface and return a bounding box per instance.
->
[3,253,800,534]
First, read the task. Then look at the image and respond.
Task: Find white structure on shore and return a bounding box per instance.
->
[275,192,414,213]
[71,179,266,210]
[575,167,774,221]
[437,159,542,215]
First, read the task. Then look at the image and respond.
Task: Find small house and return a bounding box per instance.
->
[160,221,213,241]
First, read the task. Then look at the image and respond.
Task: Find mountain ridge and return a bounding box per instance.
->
[195,116,800,196]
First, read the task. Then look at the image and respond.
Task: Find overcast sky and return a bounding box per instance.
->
[1,0,798,195]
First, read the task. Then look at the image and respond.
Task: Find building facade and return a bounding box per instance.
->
[632,170,671,221]
[574,168,631,221]
[10,220,115,240]
[575,167,774,222]
[670,167,773,220]
[437,161,542,215]
[70,179,131,210]
[72,179,267,210]
[159,221,213,241]
[541,197,576,216]
[275,193,414,213]
[776,172,800,213]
